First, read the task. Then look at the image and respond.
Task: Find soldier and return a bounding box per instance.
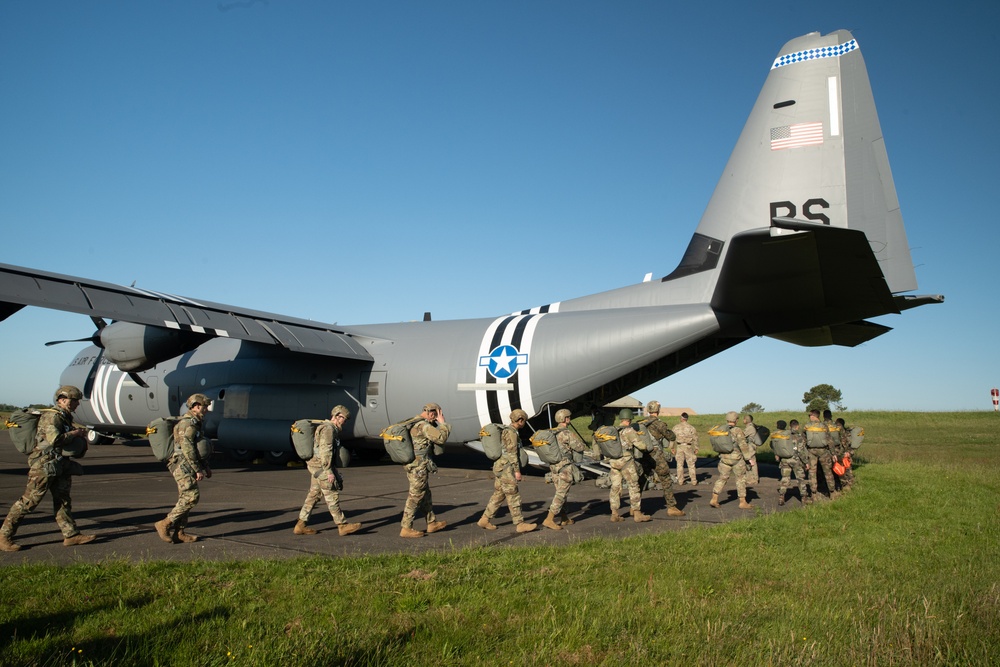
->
[709,411,755,509]
[637,401,685,517]
[294,405,361,537]
[478,410,537,533]
[608,409,652,523]
[742,414,761,486]
[541,409,587,530]
[1,385,96,552]
[788,419,812,504]
[835,417,856,490]
[804,409,839,500]
[155,393,213,544]
[673,411,699,486]
[773,420,809,506]
[399,403,451,538]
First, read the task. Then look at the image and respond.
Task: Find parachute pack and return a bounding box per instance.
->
[380,417,421,465]
[593,425,623,459]
[754,425,770,446]
[769,430,795,458]
[6,409,88,458]
[146,416,212,462]
[528,428,564,465]
[804,424,832,448]
[478,423,505,461]
[849,426,864,449]
[708,425,736,454]
[291,419,325,460]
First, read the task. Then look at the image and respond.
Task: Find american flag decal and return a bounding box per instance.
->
[770,122,824,150]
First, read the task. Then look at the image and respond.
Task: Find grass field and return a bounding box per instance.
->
[1,411,998,666]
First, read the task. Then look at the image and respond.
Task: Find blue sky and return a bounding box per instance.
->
[1,1,996,413]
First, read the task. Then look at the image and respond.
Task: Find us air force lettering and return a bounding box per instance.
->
[0,30,942,461]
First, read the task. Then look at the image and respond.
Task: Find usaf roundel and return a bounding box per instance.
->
[480,344,528,380]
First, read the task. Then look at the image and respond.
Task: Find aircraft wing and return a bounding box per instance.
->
[0,262,374,361]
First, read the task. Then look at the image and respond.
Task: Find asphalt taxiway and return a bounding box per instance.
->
[0,432,803,565]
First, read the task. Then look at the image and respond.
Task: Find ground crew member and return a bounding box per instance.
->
[400,403,451,538]
[638,401,685,517]
[804,409,839,501]
[609,409,652,523]
[294,405,361,537]
[155,393,213,544]
[1,385,95,552]
[710,411,755,509]
[773,420,809,505]
[673,411,699,486]
[541,409,585,530]
[478,409,537,533]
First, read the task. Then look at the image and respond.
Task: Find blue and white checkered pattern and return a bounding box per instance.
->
[771,38,858,70]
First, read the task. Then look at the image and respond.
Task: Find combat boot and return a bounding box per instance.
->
[831,491,842,500]
[633,511,652,523]
[426,520,447,534]
[610,511,624,523]
[667,506,685,517]
[174,529,199,543]
[0,533,21,552]
[709,493,720,508]
[558,511,574,526]
[477,515,497,530]
[739,498,753,510]
[293,520,317,535]
[337,522,361,536]
[400,526,424,538]
[515,521,537,533]
[542,511,562,530]
[155,519,177,544]
[63,534,96,547]
[803,492,814,505]
[778,494,785,506]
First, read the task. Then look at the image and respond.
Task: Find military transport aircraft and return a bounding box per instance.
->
[0,29,942,464]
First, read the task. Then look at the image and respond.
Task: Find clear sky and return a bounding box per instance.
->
[1,1,996,413]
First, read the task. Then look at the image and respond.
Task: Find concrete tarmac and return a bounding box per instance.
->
[0,432,807,566]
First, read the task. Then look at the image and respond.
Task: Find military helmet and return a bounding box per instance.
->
[54,385,83,402]
[510,409,529,423]
[618,408,634,421]
[331,405,351,420]
[186,393,211,409]
[422,402,442,413]
[554,408,572,423]
[645,400,661,414]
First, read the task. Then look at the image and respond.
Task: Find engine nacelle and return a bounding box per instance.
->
[99,322,210,372]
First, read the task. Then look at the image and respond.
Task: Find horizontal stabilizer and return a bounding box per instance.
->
[768,320,891,347]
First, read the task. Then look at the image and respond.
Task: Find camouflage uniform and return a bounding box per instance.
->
[401,417,451,530]
[636,417,683,514]
[673,418,699,485]
[832,420,855,489]
[165,410,209,531]
[804,419,838,499]
[482,425,531,526]
[609,425,649,521]
[1,407,85,544]
[710,424,755,506]
[743,420,760,486]
[299,421,349,526]
[548,425,585,517]
[775,428,809,503]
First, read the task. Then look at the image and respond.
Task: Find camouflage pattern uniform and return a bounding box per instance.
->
[548,425,585,517]
[401,417,451,530]
[636,417,683,514]
[482,425,531,526]
[165,410,209,531]
[609,424,649,521]
[1,406,84,544]
[775,428,808,503]
[832,419,855,490]
[673,417,699,485]
[710,423,755,506]
[743,419,760,486]
[299,421,349,526]
[804,418,838,499]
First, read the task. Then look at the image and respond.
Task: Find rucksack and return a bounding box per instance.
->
[380,418,421,465]
[478,423,505,461]
[146,416,181,461]
[769,430,795,458]
[708,425,736,454]
[755,425,770,446]
[291,419,323,460]
[593,425,623,459]
[848,426,864,450]
[528,428,564,465]
[6,409,43,455]
[635,421,660,451]
[804,424,831,448]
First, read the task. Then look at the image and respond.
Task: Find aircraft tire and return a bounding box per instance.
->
[86,430,114,446]
[227,448,252,462]
[265,450,290,465]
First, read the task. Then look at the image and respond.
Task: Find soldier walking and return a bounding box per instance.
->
[294,405,361,537]
[709,411,755,509]
[478,410,537,533]
[399,403,451,538]
[673,411,699,486]
[155,394,213,544]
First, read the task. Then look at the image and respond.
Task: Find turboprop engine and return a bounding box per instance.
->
[99,321,210,372]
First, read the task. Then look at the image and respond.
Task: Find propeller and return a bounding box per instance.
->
[43,317,149,391]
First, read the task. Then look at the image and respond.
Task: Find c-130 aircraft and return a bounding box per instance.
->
[0,29,942,464]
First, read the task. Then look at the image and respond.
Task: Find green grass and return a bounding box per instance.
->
[2,411,999,665]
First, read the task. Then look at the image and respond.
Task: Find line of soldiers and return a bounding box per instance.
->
[1,390,858,551]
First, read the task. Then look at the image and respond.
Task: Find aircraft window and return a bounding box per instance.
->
[662,233,723,281]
